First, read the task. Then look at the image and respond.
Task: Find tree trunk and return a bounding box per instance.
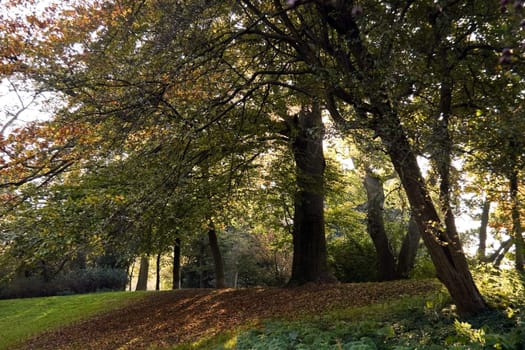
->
[509,170,524,271]
[172,238,181,289]
[363,170,397,281]
[155,253,161,291]
[373,111,488,316]
[492,239,513,268]
[198,236,206,288]
[135,256,149,291]
[288,102,335,285]
[478,198,490,260]
[127,263,135,291]
[208,221,226,289]
[397,214,421,279]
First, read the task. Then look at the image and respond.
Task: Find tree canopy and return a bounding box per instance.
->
[1,0,525,317]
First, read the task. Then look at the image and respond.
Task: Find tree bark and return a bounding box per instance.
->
[509,170,524,271]
[363,171,397,281]
[155,253,161,291]
[492,239,513,268]
[208,221,226,289]
[135,256,149,291]
[478,198,490,260]
[198,236,206,288]
[288,102,335,285]
[373,111,488,316]
[172,238,181,289]
[397,215,421,279]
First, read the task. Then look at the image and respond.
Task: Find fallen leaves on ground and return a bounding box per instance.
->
[17,280,438,350]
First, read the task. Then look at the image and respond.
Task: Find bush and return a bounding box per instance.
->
[0,268,127,299]
[328,238,378,282]
[56,268,128,294]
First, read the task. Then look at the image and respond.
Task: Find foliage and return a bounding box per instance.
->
[0,290,145,350]
[1,0,525,319]
[409,254,437,280]
[234,320,390,350]
[0,267,127,299]
[327,236,378,282]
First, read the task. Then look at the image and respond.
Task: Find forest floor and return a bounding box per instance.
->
[16,280,439,350]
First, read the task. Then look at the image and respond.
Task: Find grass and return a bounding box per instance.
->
[0,291,146,350]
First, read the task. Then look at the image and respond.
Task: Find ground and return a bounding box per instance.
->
[17,280,438,350]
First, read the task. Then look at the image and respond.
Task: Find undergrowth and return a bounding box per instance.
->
[182,266,525,350]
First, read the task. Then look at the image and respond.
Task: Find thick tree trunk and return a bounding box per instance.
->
[363,171,397,281]
[155,253,161,291]
[288,103,335,285]
[135,256,149,291]
[374,112,487,316]
[397,215,421,279]
[172,238,181,289]
[509,171,524,271]
[208,221,226,289]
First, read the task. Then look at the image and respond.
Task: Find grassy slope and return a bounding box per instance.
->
[3,269,524,350]
[0,291,145,350]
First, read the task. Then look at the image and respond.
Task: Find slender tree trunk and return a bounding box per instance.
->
[198,236,206,288]
[128,263,135,291]
[509,171,524,271]
[135,256,149,291]
[373,110,488,316]
[478,198,490,260]
[208,221,226,289]
[288,103,335,285]
[172,238,181,289]
[363,171,397,281]
[397,215,421,279]
[492,239,513,268]
[155,253,161,291]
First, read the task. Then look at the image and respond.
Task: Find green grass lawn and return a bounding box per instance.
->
[0,291,145,350]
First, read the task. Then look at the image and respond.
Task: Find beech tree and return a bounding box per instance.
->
[224,0,497,315]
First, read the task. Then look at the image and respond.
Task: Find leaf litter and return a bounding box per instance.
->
[16,280,438,350]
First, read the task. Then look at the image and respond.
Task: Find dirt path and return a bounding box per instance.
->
[18,280,438,350]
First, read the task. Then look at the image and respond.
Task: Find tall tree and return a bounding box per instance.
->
[288,102,334,284]
[363,170,397,281]
[207,221,226,289]
[172,237,181,289]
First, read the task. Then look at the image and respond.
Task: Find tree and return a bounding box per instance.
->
[135,256,149,291]
[288,102,334,284]
[228,0,491,315]
[363,170,397,281]
[172,237,181,289]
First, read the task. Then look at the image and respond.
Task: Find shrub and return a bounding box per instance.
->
[0,268,127,299]
[0,276,51,299]
[328,238,378,282]
[56,268,128,294]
